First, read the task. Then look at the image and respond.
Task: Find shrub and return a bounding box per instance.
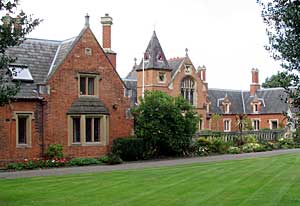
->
[6,158,67,170]
[242,143,263,153]
[227,146,241,154]
[99,155,109,163]
[112,137,144,161]
[210,138,229,154]
[194,137,212,156]
[133,91,198,157]
[45,144,64,159]
[68,158,101,166]
[106,152,123,165]
[278,137,295,149]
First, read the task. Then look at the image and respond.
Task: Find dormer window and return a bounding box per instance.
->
[252,103,259,113]
[144,52,149,61]
[157,52,163,61]
[224,103,230,113]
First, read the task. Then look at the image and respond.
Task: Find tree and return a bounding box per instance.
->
[211,113,221,131]
[235,114,253,132]
[259,0,300,129]
[262,71,293,88]
[0,0,40,106]
[133,91,198,157]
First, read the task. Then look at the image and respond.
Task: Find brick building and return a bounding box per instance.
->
[0,14,133,166]
[125,31,290,132]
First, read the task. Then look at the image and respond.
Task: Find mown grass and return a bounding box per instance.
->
[1,154,300,206]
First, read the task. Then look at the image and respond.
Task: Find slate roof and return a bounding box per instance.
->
[136,31,170,71]
[168,57,185,77]
[123,79,137,106]
[67,97,109,115]
[208,88,288,114]
[6,38,61,99]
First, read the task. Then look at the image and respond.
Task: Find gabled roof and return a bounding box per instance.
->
[208,88,288,115]
[125,62,138,81]
[168,57,185,77]
[136,31,170,71]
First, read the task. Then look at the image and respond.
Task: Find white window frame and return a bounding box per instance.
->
[269,119,278,130]
[252,119,260,131]
[223,119,231,132]
[224,103,230,114]
[253,103,259,113]
[198,118,204,131]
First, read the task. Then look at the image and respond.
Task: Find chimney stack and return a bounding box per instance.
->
[101,13,116,68]
[250,68,260,96]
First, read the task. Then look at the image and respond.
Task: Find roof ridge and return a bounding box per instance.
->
[26,38,62,44]
[209,88,244,92]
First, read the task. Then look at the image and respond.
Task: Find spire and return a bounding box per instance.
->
[138,31,170,71]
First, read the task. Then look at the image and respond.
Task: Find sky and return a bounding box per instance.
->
[20,0,281,90]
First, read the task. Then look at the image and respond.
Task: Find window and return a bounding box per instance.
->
[157,52,163,61]
[14,112,33,147]
[181,77,195,105]
[252,119,260,131]
[269,120,278,129]
[224,119,231,132]
[198,119,203,131]
[85,48,92,56]
[224,103,230,114]
[69,115,108,146]
[253,103,259,113]
[78,74,99,96]
[144,52,149,61]
[185,65,192,74]
[9,66,33,81]
[158,72,166,83]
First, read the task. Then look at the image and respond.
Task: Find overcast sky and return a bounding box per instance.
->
[20,0,281,90]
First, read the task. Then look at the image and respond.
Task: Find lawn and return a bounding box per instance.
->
[1,154,300,206]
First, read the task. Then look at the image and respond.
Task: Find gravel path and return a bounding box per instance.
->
[1,149,300,179]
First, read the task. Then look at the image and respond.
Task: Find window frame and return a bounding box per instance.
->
[252,119,260,131]
[68,114,109,146]
[13,111,34,148]
[158,72,166,83]
[269,119,278,130]
[223,119,231,132]
[78,73,99,97]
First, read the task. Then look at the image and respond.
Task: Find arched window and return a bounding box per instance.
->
[181,77,195,105]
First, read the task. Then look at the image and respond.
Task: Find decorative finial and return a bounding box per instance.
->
[134,57,137,66]
[85,13,90,26]
[185,48,188,57]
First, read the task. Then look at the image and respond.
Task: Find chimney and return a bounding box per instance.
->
[250,68,260,96]
[101,13,116,68]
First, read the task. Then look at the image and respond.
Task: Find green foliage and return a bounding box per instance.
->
[133,91,198,157]
[241,143,264,153]
[112,137,144,161]
[259,0,300,130]
[7,158,67,170]
[0,0,41,106]
[227,146,241,154]
[106,152,123,165]
[262,71,293,88]
[235,114,253,132]
[68,158,101,166]
[210,138,229,154]
[45,144,64,159]
[278,137,295,149]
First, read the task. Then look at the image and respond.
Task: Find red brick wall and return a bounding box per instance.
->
[210,114,286,132]
[45,27,133,158]
[0,101,42,166]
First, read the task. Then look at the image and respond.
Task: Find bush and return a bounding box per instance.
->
[68,158,101,166]
[242,143,263,153]
[194,137,212,156]
[133,91,198,157]
[6,158,67,170]
[106,152,123,165]
[45,144,64,159]
[227,146,241,154]
[278,137,295,149]
[210,138,229,154]
[112,137,144,161]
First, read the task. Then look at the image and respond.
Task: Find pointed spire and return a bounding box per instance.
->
[137,31,170,71]
[134,57,137,66]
